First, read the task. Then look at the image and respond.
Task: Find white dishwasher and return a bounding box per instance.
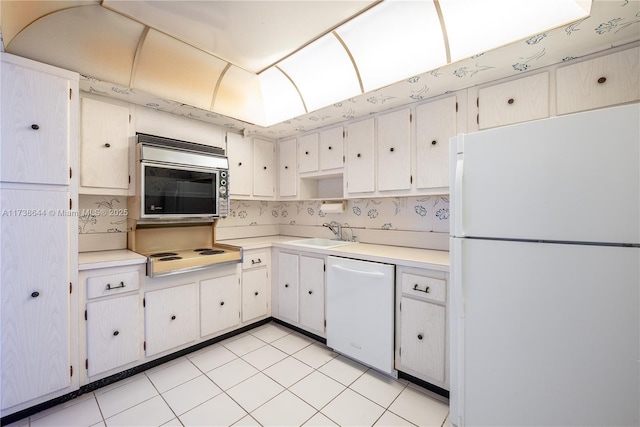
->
[326,256,396,376]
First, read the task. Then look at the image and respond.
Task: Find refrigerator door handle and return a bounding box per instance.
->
[453,153,464,237]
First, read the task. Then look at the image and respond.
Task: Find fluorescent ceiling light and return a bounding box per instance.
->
[259,67,306,125]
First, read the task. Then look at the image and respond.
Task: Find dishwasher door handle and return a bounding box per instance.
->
[331,264,385,278]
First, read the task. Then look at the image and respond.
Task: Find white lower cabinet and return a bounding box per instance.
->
[86,295,140,377]
[396,267,449,390]
[200,273,240,337]
[241,250,270,322]
[274,250,326,336]
[145,283,198,357]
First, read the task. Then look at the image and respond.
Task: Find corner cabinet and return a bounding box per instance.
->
[396,266,449,390]
[0,53,79,414]
[79,96,133,195]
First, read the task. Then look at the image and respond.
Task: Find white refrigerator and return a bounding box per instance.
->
[449,103,640,427]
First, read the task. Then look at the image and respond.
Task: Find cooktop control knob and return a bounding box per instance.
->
[219,186,227,195]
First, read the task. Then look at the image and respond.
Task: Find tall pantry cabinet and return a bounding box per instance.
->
[0,53,79,414]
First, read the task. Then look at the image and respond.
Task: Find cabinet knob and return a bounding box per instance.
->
[285,284,289,288]
[284,166,288,169]
[220,301,225,306]
[305,151,309,155]
[31,291,40,298]
[431,140,437,146]
[104,143,111,148]
[308,290,313,295]
[113,331,119,336]
[171,315,176,320]
[238,162,242,166]
[597,76,607,84]
[263,166,267,170]
[417,334,423,340]
[328,146,333,150]
[390,147,395,152]
[357,153,361,158]
[507,98,515,105]
[254,291,259,296]
[31,124,40,130]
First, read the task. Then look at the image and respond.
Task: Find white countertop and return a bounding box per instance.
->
[79,249,147,271]
[220,235,449,271]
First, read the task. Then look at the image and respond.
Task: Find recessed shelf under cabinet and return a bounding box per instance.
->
[300,174,343,200]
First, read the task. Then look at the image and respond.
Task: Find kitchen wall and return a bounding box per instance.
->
[78,195,450,247]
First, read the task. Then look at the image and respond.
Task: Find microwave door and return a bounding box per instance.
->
[176,180,215,214]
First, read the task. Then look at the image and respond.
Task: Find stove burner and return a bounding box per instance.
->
[158,256,182,261]
[150,252,178,257]
[199,250,225,255]
[193,248,212,252]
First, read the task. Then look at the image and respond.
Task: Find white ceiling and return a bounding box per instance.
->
[1,0,639,138]
[102,0,378,73]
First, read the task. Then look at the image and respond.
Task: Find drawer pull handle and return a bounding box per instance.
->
[597,76,607,84]
[31,291,40,298]
[171,315,176,320]
[113,331,119,336]
[413,284,430,293]
[104,143,111,148]
[251,258,262,265]
[417,334,423,340]
[254,291,259,296]
[106,281,125,290]
[308,290,313,295]
[220,301,225,306]
[507,98,515,105]
[31,124,40,130]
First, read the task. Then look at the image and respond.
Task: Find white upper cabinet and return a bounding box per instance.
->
[319,126,344,171]
[298,133,319,173]
[416,96,457,190]
[1,58,72,185]
[377,108,411,192]
[346,118,375,194]
[227,132,252,197]
[252,138,275,198]
[278,138,297,197]
[478,72,549,129]
[556,46,640,115]
[80,96,132,194]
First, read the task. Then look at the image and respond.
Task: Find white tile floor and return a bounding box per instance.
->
[8,323,450,427]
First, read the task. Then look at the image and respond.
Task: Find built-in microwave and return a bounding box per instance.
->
[129,134,229,221]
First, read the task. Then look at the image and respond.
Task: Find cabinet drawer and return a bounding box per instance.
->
[87,271,139,299]
[401,273,446,303]
[556,47,640,115]
[478,72,549,129]
[243,251,268,270]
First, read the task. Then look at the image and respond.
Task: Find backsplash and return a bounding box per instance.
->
[77,195,449,234]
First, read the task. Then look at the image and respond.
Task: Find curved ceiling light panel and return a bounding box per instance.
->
[214,65,266,125]
[439,0,592,62]
[4,4,144,86]
[336,0,446,92]
[277,32,361,113]
[259,67,306,126]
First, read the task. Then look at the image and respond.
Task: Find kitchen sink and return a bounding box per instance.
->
[286,238,354,248]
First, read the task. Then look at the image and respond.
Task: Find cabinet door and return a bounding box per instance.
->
[556,47,640,115]
[145,283,197,356]
[278,138,297,197]
[252,138,275,197]
[200,274,240,337]
[277,252,299,323]
[299,255,325,335]
[1,189,70,409]
[319,126,344,171]
[80,97,130,191]
[298,133,319,173]
[1,61,70,185]
[242,268,269,322]
[400,297,446,383]
[377,108,411,192]
[346,118,375,194]
[416,96,457,189]
[227,132,252,197]
[86,295,140,377]
[478,72,549,129]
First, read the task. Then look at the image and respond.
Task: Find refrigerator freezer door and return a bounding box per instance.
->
[456,238,639,426]
[455,103,639,244]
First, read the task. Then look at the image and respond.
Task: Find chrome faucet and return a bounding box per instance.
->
[323,221,343,240]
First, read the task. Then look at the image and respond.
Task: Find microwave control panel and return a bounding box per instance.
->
[219,170,230,217]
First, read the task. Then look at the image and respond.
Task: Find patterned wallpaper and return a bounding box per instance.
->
[77,0,640,139]
[77,195,449,235]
